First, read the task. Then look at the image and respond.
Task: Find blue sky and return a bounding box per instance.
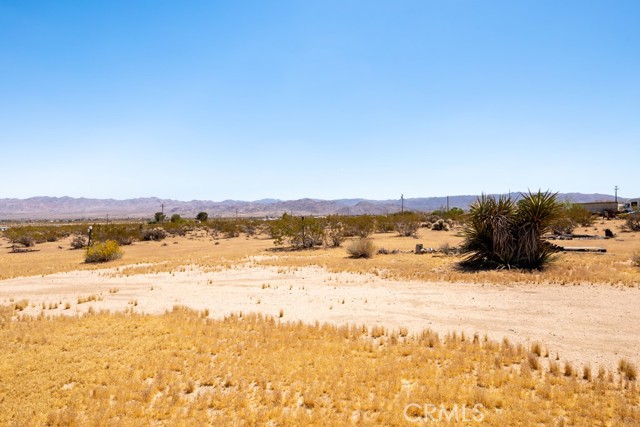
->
[1,1,638,201]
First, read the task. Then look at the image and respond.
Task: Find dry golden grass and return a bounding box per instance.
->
[1,219,639,286]
[0,306,638,426]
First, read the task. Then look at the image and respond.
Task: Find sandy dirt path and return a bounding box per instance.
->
[1,264,638,369]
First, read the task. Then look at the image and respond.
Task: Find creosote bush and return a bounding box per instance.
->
[346,238,376,258]
[85,240,123,263]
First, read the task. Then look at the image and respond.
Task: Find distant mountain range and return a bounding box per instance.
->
[0,193,626,220]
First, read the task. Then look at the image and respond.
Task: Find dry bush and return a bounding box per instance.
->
[633,252,640,268]
[346,238,376,258]
[141,228,167,241]
[619,358,638,381]
[625,213,640,232]
[85,240,123,263]
[70,235,87,250]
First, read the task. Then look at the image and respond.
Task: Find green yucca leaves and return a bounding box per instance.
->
[462,191,562,270]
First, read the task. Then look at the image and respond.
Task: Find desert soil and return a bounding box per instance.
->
[1,261,638,370]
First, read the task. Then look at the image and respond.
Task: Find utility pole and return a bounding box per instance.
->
[615,185,619,204]
[446,196,450,212]
[401,194,404,213]
[235,208,238,221]
[161,203,165,223]
[106,214,109,224]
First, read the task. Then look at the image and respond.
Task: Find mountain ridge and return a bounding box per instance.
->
[0,193,626,220]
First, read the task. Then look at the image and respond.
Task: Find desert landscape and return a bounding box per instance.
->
[2,1,639,425]
[1,210,639,425]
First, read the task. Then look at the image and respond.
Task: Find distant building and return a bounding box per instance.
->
[577,201,621,215]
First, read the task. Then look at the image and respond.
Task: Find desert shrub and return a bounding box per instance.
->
[565,204,594,227]
[91,224,139,245]
[210,219,240,238]
[85,240,123,263]
[239,219,263,237]
[15,235,36,247]
[196,212,208,222]
[431,207,465,223]
[269,214,324,248]
[141,228,167,241]
[4,225,78,246]
[619,358,637,381]
[633,253,640,268]
[551,217,575,235]
[346,238,376,258]
[153,212,166,223]
[324,215,346,247]
[375,215,396,233]
[626,213,640,232]
[551,203,593,235]
[392,212,422,237]
[70,235,87,249]
[431,219,450,231]
[461,191,562,270]
[342,215,375,238]
[170,214,182,223]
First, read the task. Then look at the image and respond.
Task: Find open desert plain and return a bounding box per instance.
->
[0,215,639,426]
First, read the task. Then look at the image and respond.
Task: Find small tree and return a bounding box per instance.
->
[170,214,182,223]
[196,212,208,222]
[154,212,166,223]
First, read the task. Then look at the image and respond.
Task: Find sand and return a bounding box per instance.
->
[1,262,638,369]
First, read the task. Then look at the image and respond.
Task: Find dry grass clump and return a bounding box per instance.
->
[619,358,638,381]
[0,307,638,426]
[346,238,376,259]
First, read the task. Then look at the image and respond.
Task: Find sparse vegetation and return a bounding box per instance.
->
[0,307,637,426]
[195,211,208,222]
[85,240,123,263]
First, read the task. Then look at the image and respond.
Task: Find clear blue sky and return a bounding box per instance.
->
[1,1,638,201]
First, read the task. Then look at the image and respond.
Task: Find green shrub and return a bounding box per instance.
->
[85,240,123,263]
[170,214,182,223]
[461,191,562,270]
[268,214,324,248]
[346,238,376,258]
[196,212,209,222]
[343,215,375,238]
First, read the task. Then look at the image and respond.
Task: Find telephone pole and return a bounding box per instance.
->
[401,194,404,213]
[615,185,619,204]
[161,203,165,223]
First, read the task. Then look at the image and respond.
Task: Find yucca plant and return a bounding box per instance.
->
[461,191,562,270]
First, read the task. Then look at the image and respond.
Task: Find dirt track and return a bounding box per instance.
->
[1,264,638,369]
